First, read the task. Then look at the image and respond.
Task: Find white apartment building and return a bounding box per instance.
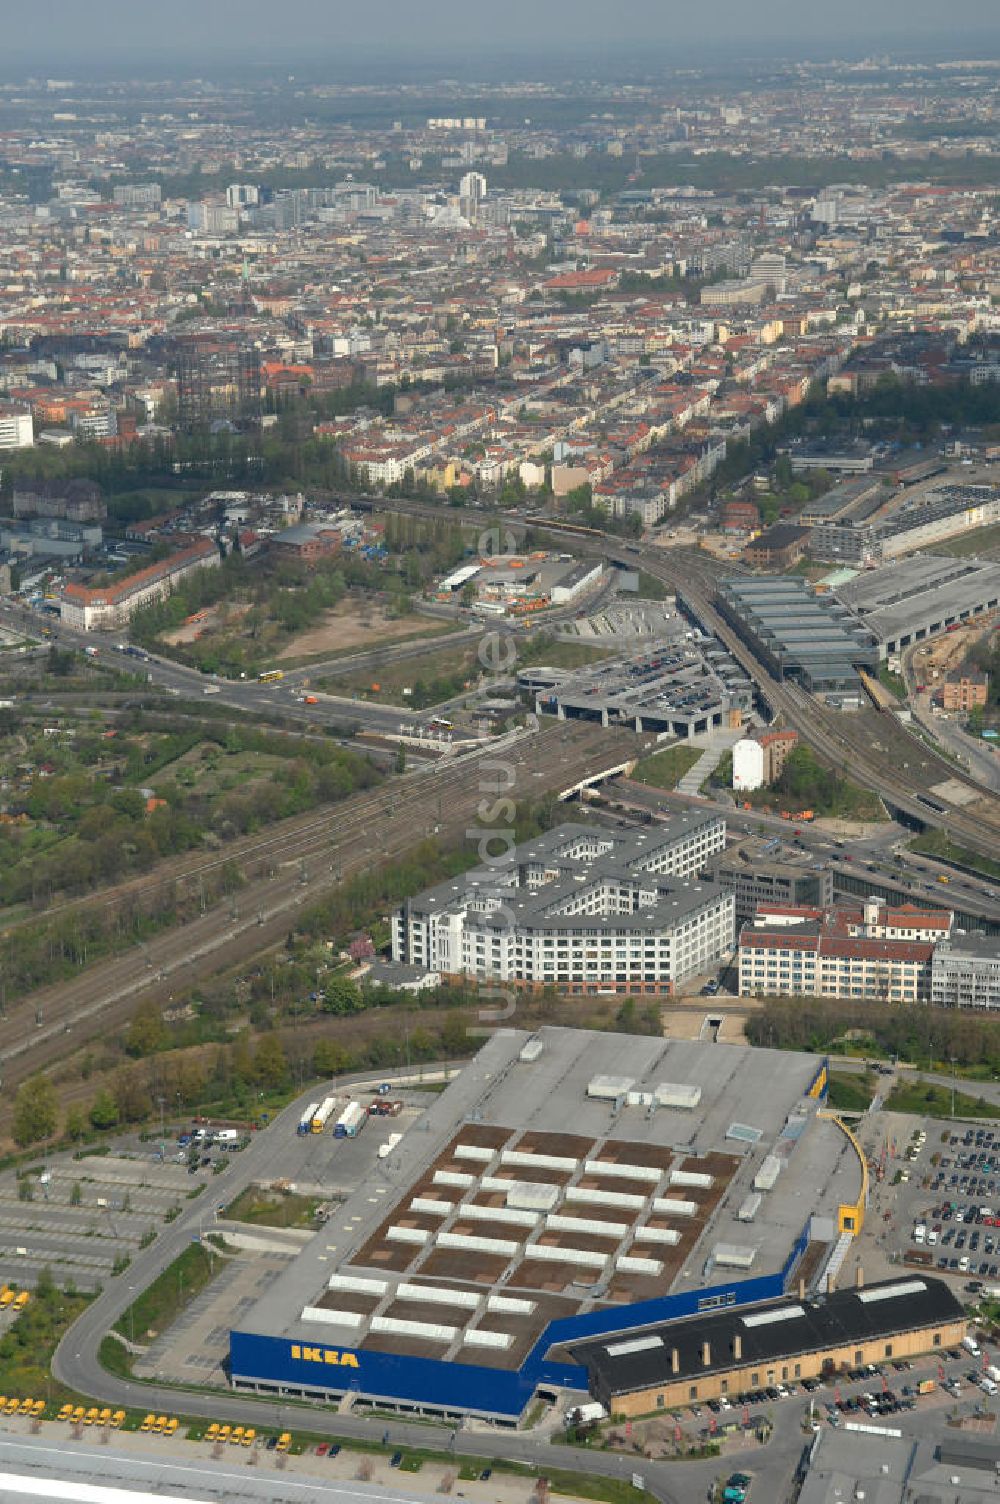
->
[0,406,33,451]
[931,936,1000,1010]
[392,818,733,996]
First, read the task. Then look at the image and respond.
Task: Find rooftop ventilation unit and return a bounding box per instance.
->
[327,1274,387,1295]
[753,1156,782,1192]
[506,1181,560,1214]
[652,1196,697,1218]
[588,1075,636,1101]
[634,1226,681,1246]
[737,1192,763,1223]
[655,1082,703,1110]
[670,1169,713,1189]
[713,1243,757,1269]
[584,1159,662,1184]
[301,1306,364,1327]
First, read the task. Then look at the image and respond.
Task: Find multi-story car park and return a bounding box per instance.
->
[228,1027,860,1423]
[931,936,1000,1010]
[713,576,880,699]
[834,555,1000,660]
[391,819,733,996]
[521,634,752,739]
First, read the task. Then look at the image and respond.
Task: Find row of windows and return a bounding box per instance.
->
[651,1334,946,1406]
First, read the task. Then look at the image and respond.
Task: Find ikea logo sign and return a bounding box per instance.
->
[290,1344,360,1369]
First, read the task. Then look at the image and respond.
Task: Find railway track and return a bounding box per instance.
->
[0,722,632,1091]
[631,548,1000,862]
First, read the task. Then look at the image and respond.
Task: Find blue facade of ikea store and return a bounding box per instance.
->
[230,1218,813,1419]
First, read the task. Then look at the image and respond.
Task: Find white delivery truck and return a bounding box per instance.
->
[334,1102,366,1139]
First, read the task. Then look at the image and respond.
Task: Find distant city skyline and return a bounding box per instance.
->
[4,0,999,70]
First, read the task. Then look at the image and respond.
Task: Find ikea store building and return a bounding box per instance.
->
[230,1027,859,1423]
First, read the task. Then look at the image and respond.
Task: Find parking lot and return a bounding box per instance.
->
[0,1134,251,1294]
[904,1122,1000,1283]
[123,1089,431,1389]
[133,1252,289,1388]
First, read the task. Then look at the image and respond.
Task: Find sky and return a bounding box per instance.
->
[3,0,998,69]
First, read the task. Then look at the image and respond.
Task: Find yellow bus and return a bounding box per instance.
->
[258,669,284,684]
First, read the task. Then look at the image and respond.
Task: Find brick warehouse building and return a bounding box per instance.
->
[572,1275,965,1417]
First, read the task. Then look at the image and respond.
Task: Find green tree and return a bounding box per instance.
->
[395,742,407,775]
[64,1105,86,1142]
[253,1032,288,1089]
[89,1088,119,1130]
[113,1066,151,1124]
[125,1002,166,1057]
[440,1012,469,1056]
[313,1038,350,1077]
[320,977,363,1016]
[12,1075,58,1147]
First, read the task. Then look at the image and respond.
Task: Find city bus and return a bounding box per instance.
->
[258,669,285,684]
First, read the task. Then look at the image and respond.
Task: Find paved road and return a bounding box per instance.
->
[0,599,428,739]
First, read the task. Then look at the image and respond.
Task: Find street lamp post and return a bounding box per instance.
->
[952,1058,957,1121]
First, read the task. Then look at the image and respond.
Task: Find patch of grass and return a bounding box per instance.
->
[909,829,1000,884]
[878,663,906,699]
[885,1080,1000,1121]
[827,1071,876,1113]
[936,521,1000,559]
[398,1456,423,1473]
[225,1188,322,1229]
[539,1469,650,1504]
[632,743,702,790]
[98,1334,133,1380]
[0,1279,93,1404]
[636,571,669,601]
[113,1242,218,1345]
